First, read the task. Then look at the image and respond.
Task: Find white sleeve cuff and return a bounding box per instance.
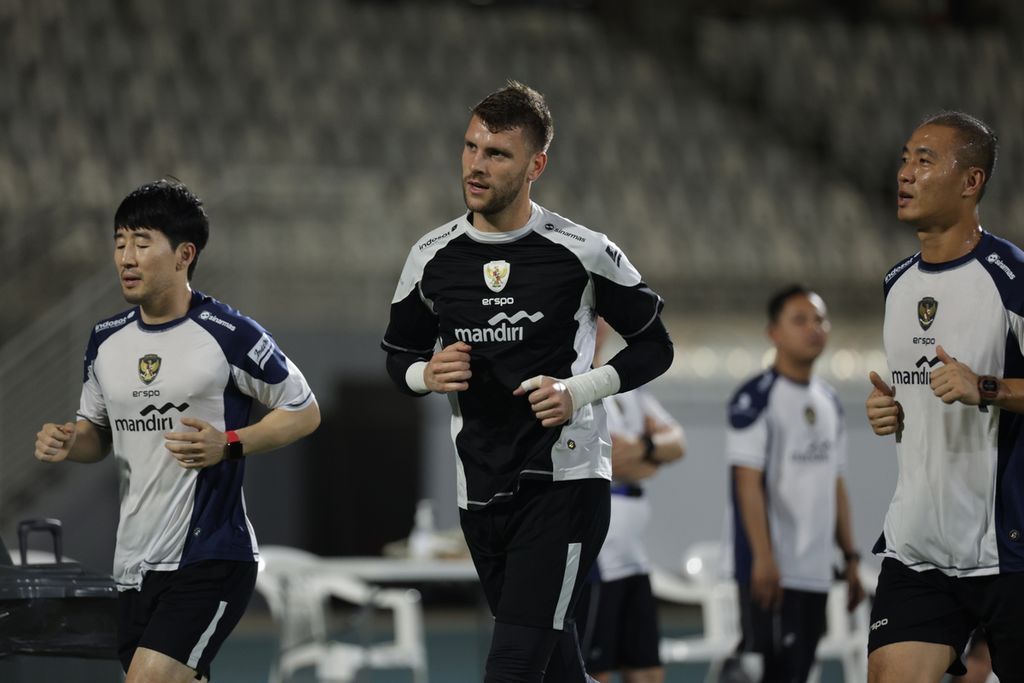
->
[405,361,430,394]
[561,365,621,409]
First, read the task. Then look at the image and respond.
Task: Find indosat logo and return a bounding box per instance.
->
[454,312,544,343]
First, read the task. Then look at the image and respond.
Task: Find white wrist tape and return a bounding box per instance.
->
[405,361,430,394]
[560,365,621,410]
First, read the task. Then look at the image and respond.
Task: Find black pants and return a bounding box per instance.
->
[737,584,827,683]
[460,479,611,683]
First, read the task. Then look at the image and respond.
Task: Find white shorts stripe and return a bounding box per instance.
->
[187,600,228,669]
[553,542,582,630]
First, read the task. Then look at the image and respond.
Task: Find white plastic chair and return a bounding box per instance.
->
[652,541,743,683]
[255,545,427,683]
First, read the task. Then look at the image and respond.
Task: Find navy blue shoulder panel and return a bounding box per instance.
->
[882,253,920,298]
[83,307,140,381]
[728,369,778,429]
[973,232,1024,316]
[189,292,290,384]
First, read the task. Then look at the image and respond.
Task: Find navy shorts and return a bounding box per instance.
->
[868,557,1024,679]
[118,560,257,680]
[576,573,661,673]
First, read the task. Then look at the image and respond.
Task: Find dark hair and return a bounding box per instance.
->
[768,284,815,323]
[471,80,554,153]
[919,110,998,201]
[114,179,209,279]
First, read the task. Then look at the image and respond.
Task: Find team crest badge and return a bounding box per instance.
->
[917,297,938,331]
[804,406,816,425]
[138,354,161,384]
[484,260,510,293]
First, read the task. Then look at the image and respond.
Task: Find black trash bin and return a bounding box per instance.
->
[0,519,122,681]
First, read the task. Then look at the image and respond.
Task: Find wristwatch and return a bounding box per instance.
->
[641,435,658,464]
[224,430,244,460]
[978,375,999,406]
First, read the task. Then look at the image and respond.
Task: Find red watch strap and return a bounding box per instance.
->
[226,430,241,444]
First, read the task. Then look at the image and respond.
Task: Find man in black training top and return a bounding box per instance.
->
[381,81,673,682]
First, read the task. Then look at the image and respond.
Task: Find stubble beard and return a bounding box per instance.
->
[463,176,525,218]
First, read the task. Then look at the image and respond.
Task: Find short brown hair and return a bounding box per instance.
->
[471,80,554,153]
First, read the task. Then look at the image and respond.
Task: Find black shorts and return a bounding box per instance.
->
[868,557,1024,679]
[118,560,257,680]
[738,583,827,683]
[576,573,661,673]
[460,478,610,631]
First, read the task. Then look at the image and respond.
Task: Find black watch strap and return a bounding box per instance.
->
[641,435,657,464]
[224,430,244,460]
[978,375,999,405]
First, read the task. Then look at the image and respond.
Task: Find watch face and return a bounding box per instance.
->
[226,441,244,460]
[982,378,998,392]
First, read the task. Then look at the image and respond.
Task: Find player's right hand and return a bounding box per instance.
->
[866,371,904,438]
[751,554,782,610]
[424,341,472,393]
[35,422,77,463]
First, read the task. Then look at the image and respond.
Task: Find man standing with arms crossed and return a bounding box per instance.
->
[34,179,320,683]
[575,318,686,683]
[866,111,1024,682]
[381,81,673,682]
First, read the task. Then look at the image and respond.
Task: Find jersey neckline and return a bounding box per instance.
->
[773,367,812,388]
[463,203,542,244]
[917,230,990,273]
[136,290,206,332]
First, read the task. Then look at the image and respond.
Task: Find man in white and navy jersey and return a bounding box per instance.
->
[866,112,1024,683]
[725,285,862,683]
[382,82,673,683]
[34,180,320,683]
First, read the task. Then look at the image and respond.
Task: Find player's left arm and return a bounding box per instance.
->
[834,476,864,611]
[514,314,674,429]
[165,402,320,470]
[930,344,1024,413]
[166,320,321,468]
[516,238,673,427]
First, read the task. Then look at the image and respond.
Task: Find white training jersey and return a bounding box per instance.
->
[595,389,678,582]
[877,231,1024,577]
[723,369,847,593]
[77,291,314,590]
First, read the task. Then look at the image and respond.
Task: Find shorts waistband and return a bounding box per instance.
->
[610,483,644,498]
